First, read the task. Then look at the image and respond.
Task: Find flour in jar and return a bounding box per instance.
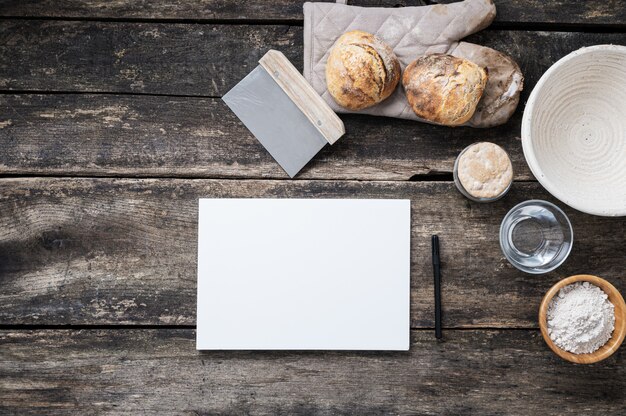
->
[547,282,615,354]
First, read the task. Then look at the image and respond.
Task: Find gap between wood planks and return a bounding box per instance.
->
[0,16,624,33]
[0,89,221,99]
[0,324,538,331]
[0,173,540,183]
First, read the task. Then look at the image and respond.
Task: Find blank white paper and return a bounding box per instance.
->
[196,199,410,350]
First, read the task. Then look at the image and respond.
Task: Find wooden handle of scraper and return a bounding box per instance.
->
[259,50,345,145]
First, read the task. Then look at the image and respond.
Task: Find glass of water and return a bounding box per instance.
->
[499,200,573,274]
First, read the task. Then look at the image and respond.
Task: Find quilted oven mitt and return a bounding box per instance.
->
[303,0,524,127]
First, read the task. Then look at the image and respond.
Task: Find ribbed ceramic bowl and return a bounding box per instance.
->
[522,45,626,217]
[539,275,626,364]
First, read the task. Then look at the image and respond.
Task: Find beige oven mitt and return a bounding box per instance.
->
[303,0,523,127]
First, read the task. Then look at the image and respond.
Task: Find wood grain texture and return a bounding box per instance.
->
[0,21,302,96]
[1,21,625,97]
[1,329,624,415]
[360,1,626,27]
[0,0,319,21]
[1,29,625,179]
[0,178,624,327]
[1,4,624,413]
[0,93,531,180]
[0,0,624,27]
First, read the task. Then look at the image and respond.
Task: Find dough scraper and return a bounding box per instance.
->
[223,50,344,177]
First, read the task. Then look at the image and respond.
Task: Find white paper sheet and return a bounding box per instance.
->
[196,199,410,350]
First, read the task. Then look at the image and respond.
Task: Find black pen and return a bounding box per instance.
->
[432,235,442,339]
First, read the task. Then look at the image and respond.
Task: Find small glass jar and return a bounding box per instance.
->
[453,142,513,203]
[499,200,573,274]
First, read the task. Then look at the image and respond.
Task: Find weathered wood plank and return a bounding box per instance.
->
[0,0,624,27]
[0,93,531,180]
[1,21,625,97]
[0,0,318,21]
[0,21,301,95]
[359,1,626,27]
[2,26,625,180]
[1,329,624,415]
[0,178,623,327]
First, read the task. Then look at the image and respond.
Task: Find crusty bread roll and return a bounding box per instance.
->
[325,30,401,110]
[402,54,488,126]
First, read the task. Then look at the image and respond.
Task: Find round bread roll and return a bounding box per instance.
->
[325,30,401,110]
[402,54,488,126]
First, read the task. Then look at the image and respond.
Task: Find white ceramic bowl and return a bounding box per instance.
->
[522,45,626,217]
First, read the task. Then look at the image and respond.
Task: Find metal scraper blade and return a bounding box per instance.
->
[223,66,327,178]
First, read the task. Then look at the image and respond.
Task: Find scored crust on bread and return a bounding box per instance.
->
[325,30,401,110]
[402,54,488,126]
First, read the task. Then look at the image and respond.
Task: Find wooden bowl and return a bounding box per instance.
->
[539,274,626,364]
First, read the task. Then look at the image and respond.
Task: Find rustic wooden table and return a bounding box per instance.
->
[1,1,625,414]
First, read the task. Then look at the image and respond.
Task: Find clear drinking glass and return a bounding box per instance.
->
[499,200,573,274]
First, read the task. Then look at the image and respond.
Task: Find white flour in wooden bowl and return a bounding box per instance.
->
[547,282,615,354]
